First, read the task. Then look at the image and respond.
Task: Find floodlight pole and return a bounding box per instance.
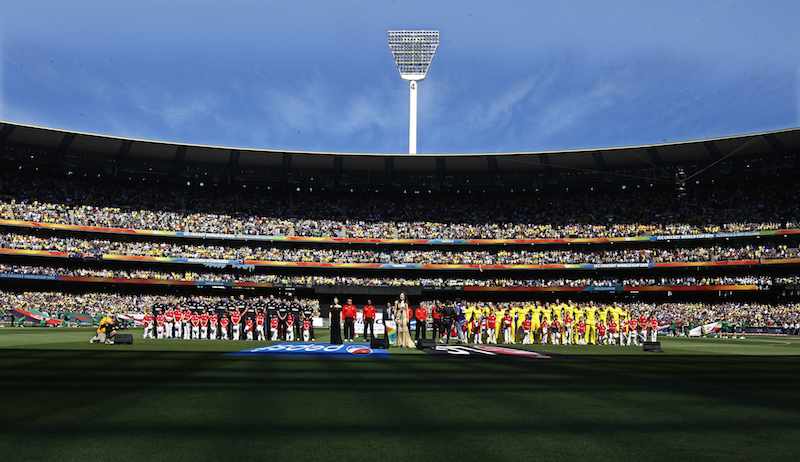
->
[409,80,418,155]
[387,30,439,155]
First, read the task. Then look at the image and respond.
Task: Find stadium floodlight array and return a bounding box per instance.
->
[387,30,440,155]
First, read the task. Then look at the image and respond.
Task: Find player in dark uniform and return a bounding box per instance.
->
[440,302,455,345]
[276,301,289,341]
[430,302,441,342]
[291,298,302,341]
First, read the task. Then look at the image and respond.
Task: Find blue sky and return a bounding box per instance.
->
[2,1,799,153]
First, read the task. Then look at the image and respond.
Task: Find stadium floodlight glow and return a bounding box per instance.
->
[388,30,440,155]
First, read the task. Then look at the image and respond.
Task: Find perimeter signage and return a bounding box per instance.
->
[427,345,550,359]
[234,343,388,356]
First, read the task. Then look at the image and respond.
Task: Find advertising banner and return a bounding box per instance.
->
[689,321,721,337]
[384,320,397,345]
[234,343,388,356]
[425,344,550,359]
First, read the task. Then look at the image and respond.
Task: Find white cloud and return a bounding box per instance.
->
[256,77,404,147]
[531,80,624,140]
[462,68,561,134]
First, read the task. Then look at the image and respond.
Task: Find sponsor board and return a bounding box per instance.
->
[354,312,386,335]
[427,344,549,359]
[233,343,388,357]
[384,320,397,345]
[476,346,550,358]
[594,263,649,269]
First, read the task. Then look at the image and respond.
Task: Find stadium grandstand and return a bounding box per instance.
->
[1,119,800,335]
[5,3,800,460]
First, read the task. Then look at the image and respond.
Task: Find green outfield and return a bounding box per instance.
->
[3,328,800,355]
[2,328,800,462]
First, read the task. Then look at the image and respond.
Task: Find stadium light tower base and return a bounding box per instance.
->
[409,80,418,154]
[388,30,440,155]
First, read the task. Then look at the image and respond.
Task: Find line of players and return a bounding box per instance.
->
[140,297,658,347]
[142,297,320,342]
[411,301,659,346]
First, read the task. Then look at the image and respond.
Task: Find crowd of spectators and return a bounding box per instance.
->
[0,291,318,320]
[630,302,800,330]
[1,174,798,240]
[2,233,799,265]
[0,264,788,289]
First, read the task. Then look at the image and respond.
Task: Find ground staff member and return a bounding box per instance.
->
[363,300,376,341]
[415,304,428,341]
[343,298,357,342]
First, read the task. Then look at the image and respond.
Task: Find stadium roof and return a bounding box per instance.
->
[1,119,799,176]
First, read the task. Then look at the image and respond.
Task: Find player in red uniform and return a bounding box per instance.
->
[638,314,647,344]
[220,315,230,340]
[143,313,155,339]
[501,311,513,344]
[270,315,279,341]
[470,314,481,344]
[208,312,218,340]
[285,314,295,341]
[156,313,166,339]
[173,308,183,339]
[245,317,255,341]
[231,309,242,341]
[551,316,562,345]
[256,311,266,341]
[487,311,498,344]
[190,312,200,340]
[608,319,619,346]
[649,316,659,342]
[540,316,549,345]
[199,312,209,340]
[563,311,574,345]
[302,317,312,342]
[182,308,192,340]
[164,309,174,339]
[577,319,587,345]
[522,315,533,344]
[628,318,639,346]
[597,321,607,345]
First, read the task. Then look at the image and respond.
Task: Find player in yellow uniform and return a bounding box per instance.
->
[90,315,116,344]
[530,305,541,343]
[584,305,597,345]
[511,304,525,344]
[543,304,553,323]
[463,304,474,341]
[551,301,563,325]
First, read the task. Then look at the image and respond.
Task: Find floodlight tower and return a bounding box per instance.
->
[387,30,440,155]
